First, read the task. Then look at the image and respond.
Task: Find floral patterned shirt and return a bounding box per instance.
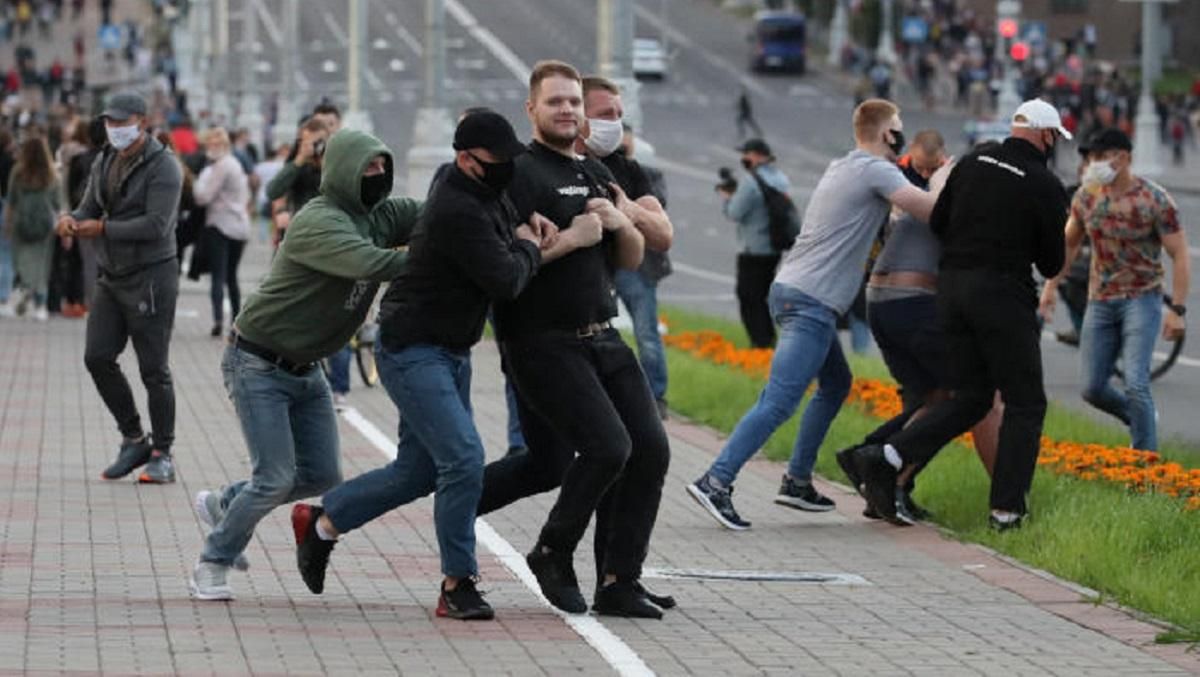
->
[1070,176,1180,301]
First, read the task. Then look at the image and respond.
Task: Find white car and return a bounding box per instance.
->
[633,38,667,80]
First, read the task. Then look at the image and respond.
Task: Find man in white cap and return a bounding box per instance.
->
[845,99,1069,531]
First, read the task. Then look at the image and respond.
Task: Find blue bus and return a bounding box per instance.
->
[750,11,807,74]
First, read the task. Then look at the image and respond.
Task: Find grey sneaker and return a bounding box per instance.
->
[686,474,751,530]
[137,451,176,484]
[189,560,234,601]
[193,491,250,571]
[774,474,836,512]
[100,437,153,479]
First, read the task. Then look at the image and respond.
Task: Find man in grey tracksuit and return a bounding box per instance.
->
[56,92,184,484]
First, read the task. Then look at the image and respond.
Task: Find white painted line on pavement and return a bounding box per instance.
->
[1040,329,1200,369]
[444,0,530,83]
[671,261,736,285]
[632,4,773,100]
[339,406,656,677]
[653,156,716,183]
[1189,246,1200,259]
[322,8,349,46]
[643,567,870,585]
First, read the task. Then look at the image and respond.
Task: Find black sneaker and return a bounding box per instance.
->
[835,444,867,493]
[137,451,176,484]
[855,445,899,521]
[437,578,494,620]
[525,546,587,613]
[686,475,751,530]
[988,511,1025,532]
[101,437,153,479]
[292,504,336,594]
[774,474,836,512]
[903,492,931,521]
[889,486,917,527]
[593,581,663,619]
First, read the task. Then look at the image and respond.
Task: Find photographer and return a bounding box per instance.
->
[266,116,330,246]
[717,138,789,348]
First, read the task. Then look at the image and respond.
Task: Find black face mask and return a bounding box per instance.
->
[1041,132,1057,164]
[740,157,754,170]
[886,129,906,157]
[470,153,516,192]
[360,173,391,208]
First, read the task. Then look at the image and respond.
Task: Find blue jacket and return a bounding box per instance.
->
[724,162,789,255]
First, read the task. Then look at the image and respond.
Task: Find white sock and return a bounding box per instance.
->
[882,444,903,470]
[315,520,338,542]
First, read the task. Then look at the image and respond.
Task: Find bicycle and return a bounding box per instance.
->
[320,319,379,388]
[1056,284,1184,382]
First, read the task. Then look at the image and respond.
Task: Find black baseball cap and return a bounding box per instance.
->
[101,91,147,122]
[736,138,773,156]
[452,111,526,161]
[1086,128,1133,153]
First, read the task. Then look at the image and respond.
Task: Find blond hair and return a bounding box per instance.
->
[581,75,620,97]
[853,99,899,143]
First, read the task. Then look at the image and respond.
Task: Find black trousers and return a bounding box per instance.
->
[478,330,670,580]
[84,259,179,452]
[887,269,1046,514]
[206,228,246,327]
[736,252,780,348]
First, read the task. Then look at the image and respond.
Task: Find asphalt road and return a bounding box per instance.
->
[232,0,1200,445]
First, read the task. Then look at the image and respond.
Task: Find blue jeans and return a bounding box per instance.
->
[0,202,12,303]
[323,344,484,578]
[202,345,342,565]
[328,344,352,394]
[504,377,526,449]
[709,284,852,485]
[1080,292,1162,450]
[615,269,668,400]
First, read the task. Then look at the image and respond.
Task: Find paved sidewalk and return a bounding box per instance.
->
[0,241,1196,675]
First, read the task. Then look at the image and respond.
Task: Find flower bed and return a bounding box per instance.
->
[664,330,1200,510]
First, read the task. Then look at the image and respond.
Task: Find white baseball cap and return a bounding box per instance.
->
[1010,99,1072,140]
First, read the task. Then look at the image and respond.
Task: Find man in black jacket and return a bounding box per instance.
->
[847,99,1069,531]
[56,91,184,484]
[291,111,599,620]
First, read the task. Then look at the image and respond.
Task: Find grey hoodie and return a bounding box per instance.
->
[71,135,183,277]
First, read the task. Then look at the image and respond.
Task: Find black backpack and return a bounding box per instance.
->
[749,169,801,252]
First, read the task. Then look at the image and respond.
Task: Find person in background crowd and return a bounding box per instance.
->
[719,138,788,349]
[3,134,60,321]
[57,91,184,485]
[193,127,251,338]
[1041,128,1189,452]
[267,115,331,245]
[0,129,13,317]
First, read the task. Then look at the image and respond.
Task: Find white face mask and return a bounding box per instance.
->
[106,123,141,151]
[583,117,624,157]
[206,148,226,162]
[1081,159,1117,186]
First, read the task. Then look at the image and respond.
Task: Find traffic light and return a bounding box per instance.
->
[1010,41,1030,62]
[998,18,1019,40]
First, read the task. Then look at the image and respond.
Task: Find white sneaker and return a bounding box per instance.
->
[33,306,48,322]
[193,490,250,571]
[333,393,348,410]
[0,301,14,318]
[189,560,234,601]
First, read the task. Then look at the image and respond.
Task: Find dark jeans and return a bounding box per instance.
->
[206,228,246,327]
[48,236,84,310]
[481,330,670,579]
[736,252,780,348]
[84,259,179,452]
[887,270,1046,514]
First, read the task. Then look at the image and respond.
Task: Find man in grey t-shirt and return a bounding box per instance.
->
[687,99,947,530]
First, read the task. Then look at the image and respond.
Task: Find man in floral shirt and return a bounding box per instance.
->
[1041,128,1190,451]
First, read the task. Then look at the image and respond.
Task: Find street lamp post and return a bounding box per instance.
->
[405,0,454,197]
[598,0,644,132]
[187,0,211,115]
[239,0,266,153]
[827,0,848,68]
[343,0,374,131]
[1132,0,1165,176]
[274,0,300,147]
[210,0,231,123]
[876,0,897,64]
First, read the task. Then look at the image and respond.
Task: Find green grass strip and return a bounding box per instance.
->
[656,305,1200,639]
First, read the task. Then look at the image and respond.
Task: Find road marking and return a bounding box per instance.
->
[444,0,531,83]
[632,4,773,100]
[1189,246,1200,259]
[653,156,716,183]
[671,262,736,285]
[322,8,349,46]
[642,567,870,585]
[339,407,655,677]
[1040,329,1199,369]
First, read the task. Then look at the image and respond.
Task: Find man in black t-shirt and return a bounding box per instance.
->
[478,61,671,620]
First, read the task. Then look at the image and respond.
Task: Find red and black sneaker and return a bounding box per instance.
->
[436,578,494,620]
[291,504,336,594]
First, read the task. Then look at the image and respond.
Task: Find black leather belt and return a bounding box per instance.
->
[229,331,314,374]
[575,321,613,339]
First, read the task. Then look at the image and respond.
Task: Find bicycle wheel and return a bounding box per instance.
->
[1115,334,1184,382]
[356,343,378,387]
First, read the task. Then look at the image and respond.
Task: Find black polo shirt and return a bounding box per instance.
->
[600,151,653,202]
[932,137,1067,280]
[379,165,540,351]
[493,140,620,340]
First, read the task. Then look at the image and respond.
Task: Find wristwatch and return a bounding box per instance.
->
[1170,303,1187,317]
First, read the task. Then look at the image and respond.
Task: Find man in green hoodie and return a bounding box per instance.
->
[188,129,419,601]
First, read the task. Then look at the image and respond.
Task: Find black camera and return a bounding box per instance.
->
[715,167,738,193]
